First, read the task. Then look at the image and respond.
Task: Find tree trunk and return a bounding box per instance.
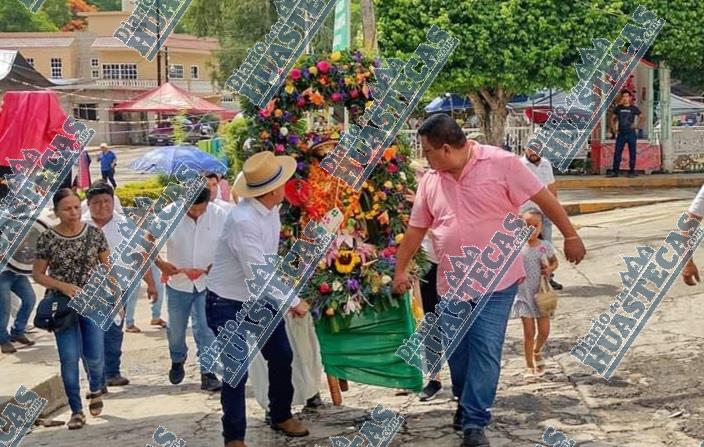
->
[468,88,511,147]
[360,0,378,52]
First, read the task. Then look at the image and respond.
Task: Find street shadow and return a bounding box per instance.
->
[558,283,621,298]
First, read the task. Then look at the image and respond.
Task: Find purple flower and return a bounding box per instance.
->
[288,135,300,145]
[297,161,306,171]
[373,58,381,68]
[346,278,360,292]
[353,51,362,62]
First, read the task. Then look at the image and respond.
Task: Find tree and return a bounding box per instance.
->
[42,0,73,29]
[376,0,704,145]
[61,0,98,31]
[0,1,58,32]
[359,0,378,52]
[86,0,120,10]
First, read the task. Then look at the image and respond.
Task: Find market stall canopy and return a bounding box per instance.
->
[0,50,56,91]
[665,95,704,115]
[113,82,230,117]
[0,91,68,167]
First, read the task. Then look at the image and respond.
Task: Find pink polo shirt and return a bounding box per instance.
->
[410,144,545,296]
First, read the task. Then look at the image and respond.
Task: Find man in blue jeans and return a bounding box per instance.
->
[393,114,585,446]
[206,151,309,447]
[608,90,642,178]
[0,269,36,354]
[156,187,225,392]
[83,181,158,387]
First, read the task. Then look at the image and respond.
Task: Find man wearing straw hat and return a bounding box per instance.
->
[206,151,310,447]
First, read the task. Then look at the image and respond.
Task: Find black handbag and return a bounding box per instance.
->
[33,291,78,333]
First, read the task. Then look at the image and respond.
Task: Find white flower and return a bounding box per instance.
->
[332,280,343,291]
[399,172,407,181]
[280,127,289,136]
[381,275,392,285]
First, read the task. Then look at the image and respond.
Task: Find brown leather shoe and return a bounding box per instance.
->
[271,417,309,437]
[224,441,247,447]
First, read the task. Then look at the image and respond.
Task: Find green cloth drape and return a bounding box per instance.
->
[314,293,423,392]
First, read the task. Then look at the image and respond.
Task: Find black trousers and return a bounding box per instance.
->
[101,169,117,187]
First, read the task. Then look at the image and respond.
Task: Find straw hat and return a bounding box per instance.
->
[233,151,296,198]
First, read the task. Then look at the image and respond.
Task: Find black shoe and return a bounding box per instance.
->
[305,393,323,409]
[462,428,490,447]
[627,172,637,178]
[106,375,130,387]
[549,278,563,290]
[169,362,185,385]
[419,379,442,402]
[453,405,463,432]
[10,335,35,346]
[606,172,619,178]
[200,372,221,392]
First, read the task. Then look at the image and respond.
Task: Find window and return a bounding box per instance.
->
[190,65,199,79]
[50,58,62,79]
[170,64,184,79]
[101,63,138,80]
[90,58,99,67]
[90,58,99,78]
[25,58,34,67]
[73,104,98,121]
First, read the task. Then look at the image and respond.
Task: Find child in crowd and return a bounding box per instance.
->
[513,208,559,378]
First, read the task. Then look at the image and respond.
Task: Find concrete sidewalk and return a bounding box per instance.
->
[555,172,704,189]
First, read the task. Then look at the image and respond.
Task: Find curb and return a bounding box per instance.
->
[556,175,704,190]
[563,198,683,216]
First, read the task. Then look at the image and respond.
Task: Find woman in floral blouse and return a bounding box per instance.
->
[33,188,111,429]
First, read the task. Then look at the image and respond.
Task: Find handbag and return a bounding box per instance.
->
[33,291,78,332]
[535,276,558,317]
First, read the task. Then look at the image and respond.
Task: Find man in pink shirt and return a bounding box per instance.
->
[394,114,585,447]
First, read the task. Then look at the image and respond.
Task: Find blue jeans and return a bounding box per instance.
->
[613,129,637,174]
[205,290,294,443]
[166,285,215,372]
[448,283,518,431]
[124,286,139,326]
[104,319,124,379]
[150,265,164,320]
[54,312,106,413]
[0,271,36,344]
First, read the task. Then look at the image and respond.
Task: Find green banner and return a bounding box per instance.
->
[332,0,350,51]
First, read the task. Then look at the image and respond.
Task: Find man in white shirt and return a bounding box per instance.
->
[682,184,704,285]
[83,182,158,388]
[521,147,564,290]
[206,151,309,447]
[155,187,227,392]
[206,173,235,209]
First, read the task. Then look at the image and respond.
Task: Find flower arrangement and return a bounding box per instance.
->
[234,50,429,332]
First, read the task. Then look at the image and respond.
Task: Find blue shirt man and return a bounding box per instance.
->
[98,143,117,187]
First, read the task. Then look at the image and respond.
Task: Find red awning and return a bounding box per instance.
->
[0,91,69,167]
[113,82,229,116]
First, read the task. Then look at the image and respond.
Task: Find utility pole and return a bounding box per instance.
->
[156,0,162,86]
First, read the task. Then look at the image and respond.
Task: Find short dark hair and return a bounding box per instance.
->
[86,180,114,203]
[621,90,632,96]
[52,188,80,209]
[418,113,466,149]
[205,173,220,181]
[193,187,210,205]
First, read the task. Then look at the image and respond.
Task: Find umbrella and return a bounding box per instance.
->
[130,145,228,175]
[425,94,472,113]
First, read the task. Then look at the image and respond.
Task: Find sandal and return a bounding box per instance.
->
[523,367,536,380]
[534,351,546,376]
[67,412,85,430]
[88,392,103,416]
[125,325,141,333]
[150,318,167,328]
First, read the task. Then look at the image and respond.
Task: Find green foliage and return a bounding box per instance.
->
[42,0,73,29]
[114,177,164,206]
[172,112,188,145]
[86,0,120,10]
[220,115,251,181]
[0,1,59,31]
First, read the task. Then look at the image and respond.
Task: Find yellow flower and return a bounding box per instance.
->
[381,275,392,285]
[309,66,318,76]
[384,180,393,189]
[335,249,361,274]
[284,83,295,94]
[395,233,404,244]
[318,260,328,270]
[366,101,374,109]
[331,51,342,62]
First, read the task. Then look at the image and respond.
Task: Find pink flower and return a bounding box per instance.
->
[388,163,399,173]
[317,60,330,74]
[259,108,271,118]
[290,68,302,80]
[275,144,286,154]
[296,98,306,108]
[349,89,359,99]
[331,92,343,102]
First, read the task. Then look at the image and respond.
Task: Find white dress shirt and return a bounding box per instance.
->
[165,202,228,293]
[520,156,555,210]
[207,198,299,306]
[689,184,704,218]
[83,212,127,251]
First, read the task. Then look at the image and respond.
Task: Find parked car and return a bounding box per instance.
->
[147,119,215,146]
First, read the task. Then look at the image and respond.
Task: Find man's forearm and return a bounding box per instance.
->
[531,189,578,238]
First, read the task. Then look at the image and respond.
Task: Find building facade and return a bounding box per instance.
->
[0,2,222,145]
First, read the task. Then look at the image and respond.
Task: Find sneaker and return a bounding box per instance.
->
[462,428,490,446]
[549,278,563,290]
[453,405,463,432]
[419,379,442,402]
[169,362,185,385]
[305,393,323,409]
[106,375,130,386]
[10,335,35,346]
[1,342,17,354]
[200,373,221,392]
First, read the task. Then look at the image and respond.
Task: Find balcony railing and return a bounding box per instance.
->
[169,79,218,95]
[95,79,158,89]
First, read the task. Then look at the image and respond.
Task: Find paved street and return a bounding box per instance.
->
[2,198,700,447]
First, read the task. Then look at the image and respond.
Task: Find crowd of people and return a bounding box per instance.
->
[3,113,704,446]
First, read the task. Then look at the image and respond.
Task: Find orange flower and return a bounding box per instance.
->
[260,131,270,140]
[377,211,390,225]
[383,146,397,161]
[310,91,325,106]
[274,109,283,118]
